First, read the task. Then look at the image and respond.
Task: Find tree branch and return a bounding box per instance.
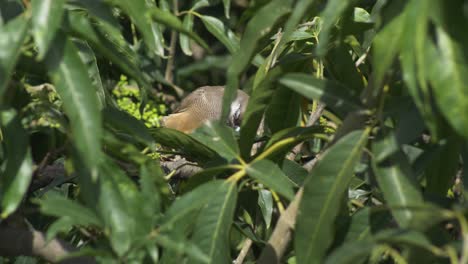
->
[0,226,95,264]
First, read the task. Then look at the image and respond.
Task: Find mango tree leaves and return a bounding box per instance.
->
[0,14,29,99]
[279,73,362,114]
[371,132,428,229]
[246,159,295,200]
[31,0,66,59]
[191,122,240,162]
[295,129,369,264]
[189,181,237,264]
[429,26,468,139]
[149,7,210,51]
[0,109,33,218]
[199,15,239,54]
[45,35,102,176]
[222,0,293,122]
[150,127,217,163]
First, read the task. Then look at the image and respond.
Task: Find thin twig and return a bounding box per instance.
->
[164,0,179,84]
[0,226,95,264]
[234,238,253,264]
[355,47,370,67]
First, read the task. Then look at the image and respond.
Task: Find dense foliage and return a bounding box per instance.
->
[1,0,468,263]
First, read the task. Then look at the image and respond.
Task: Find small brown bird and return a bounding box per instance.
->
[161,86,249,133]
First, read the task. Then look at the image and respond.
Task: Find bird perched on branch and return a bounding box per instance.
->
[161,86,249,133]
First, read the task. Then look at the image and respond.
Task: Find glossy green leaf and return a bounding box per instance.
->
[324,241,373,264]
[66,12,152,91]
[239,67,283,159]
[199,15,238,53]
[161,180,227,231]
[0,14,29,99]
[295,130,369,264]
[429,26,468,139]
[103,107,156,150]
[191,122,240,162]
[0,109,33,218]
[246,159,295,200]
[38,192,102,227]
[31,0,66,59]
[180,14,194,56]
[97,159,150,256]
[372,8,405,88]
[45,35,102,175]
[265,86,301,134]
[325,44,365,93]
[258,189,273,228]
[425,133,461,196]
[263,126,324,162]
[222,0,230,18]
[372,132,426,229]
[399,0,439,138]
[316,0,356,56]
[222,0,292,121]
[190,181,237,264]
[149,7,210,51]
[154,234,209,263]
[279,73,362,113]
[74,40,108,109]
[150,127,217,163]
[110,0,162,55]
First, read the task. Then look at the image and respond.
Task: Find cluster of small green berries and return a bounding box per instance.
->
[112,75,167,128]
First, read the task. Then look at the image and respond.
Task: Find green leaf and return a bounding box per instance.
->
[150,127,217,163]
[45,35,102,175]
[222,0,292,121]
[325,44,365,93]
[371,132,426,229]
[265,86,301,134]
[180,14,194,56]
[191,122,240,162]
[316,0,357,56]
[154,234,209,263]
[258,189,273,228]
[0,14,29,99]
[97,159,150,256]
[425,133,462,196]
[161,180,227,231]
[239,67,284,159]
[279,73,362,113]
[74,40,108,109]
[31,0,66,59]
[324,241,374,264]
[66,12,152,91]
[38,192,102,227]
[199,15,239,54]
[399,0,439,138]
[222,0,230,18]
[110,0,163,55]
[0,109,33,218]
[295,129,369,264]
[372,7,405,88]
[429,26,468,139]
[103,107,156,149]
[263,126,324,162]
[189,181,237,264]
[149,7,210,51]
[246,160,295,201]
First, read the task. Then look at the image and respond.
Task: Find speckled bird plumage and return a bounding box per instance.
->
[161,86,249,133]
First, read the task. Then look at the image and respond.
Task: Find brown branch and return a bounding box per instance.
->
[258,109,368,263]
[164,0,179,85]
[0,226,95,264]
[234,238,253,264]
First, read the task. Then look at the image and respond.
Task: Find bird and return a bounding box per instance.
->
[161,86,249,133]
